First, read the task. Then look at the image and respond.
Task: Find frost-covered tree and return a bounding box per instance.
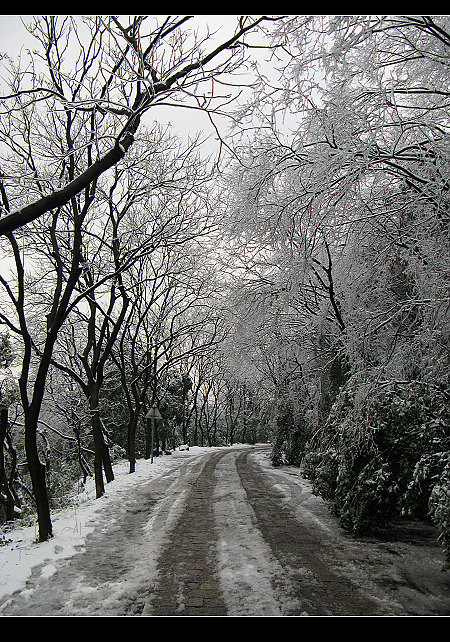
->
[220,15,450,559]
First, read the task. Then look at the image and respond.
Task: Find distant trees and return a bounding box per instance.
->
[109,201,223,470]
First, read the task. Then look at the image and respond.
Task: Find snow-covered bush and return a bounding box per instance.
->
[428,458,450,567]
[302,382,450,558]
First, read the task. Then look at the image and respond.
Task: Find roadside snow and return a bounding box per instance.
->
[0,446,218,603]
[0,444,449,616]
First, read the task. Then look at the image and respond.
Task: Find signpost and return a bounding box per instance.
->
[146,405,162,463]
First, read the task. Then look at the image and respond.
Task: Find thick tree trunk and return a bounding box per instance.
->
[103,439,114,484]
[24,408,53,541]
[88,383,115,497]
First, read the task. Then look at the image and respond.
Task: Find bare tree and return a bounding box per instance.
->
[0,14,282,541]
[0,15,281,236]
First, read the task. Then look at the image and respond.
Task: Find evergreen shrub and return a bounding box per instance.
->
[302,382,450,563]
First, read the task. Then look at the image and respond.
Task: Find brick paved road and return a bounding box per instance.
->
[143,447,383,616]
[142,451,228,615]
[1,445,449,616]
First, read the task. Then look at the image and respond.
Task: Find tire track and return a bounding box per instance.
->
[0,455,212,616]
[3,446,436,617]
[234,449,386,616]
[212,447,300,615]
[142,451,229,616]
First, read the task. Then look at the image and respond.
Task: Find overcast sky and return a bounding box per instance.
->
[0,15,250,159]
[0,15,33,57]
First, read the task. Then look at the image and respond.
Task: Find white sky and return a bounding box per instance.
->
[0,15,249,158]
[0,15,33,57]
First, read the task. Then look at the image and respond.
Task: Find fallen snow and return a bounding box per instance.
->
[0,444,449,616]
[0,446,248,606]
[0,446,206,602]
[213,449,292,615]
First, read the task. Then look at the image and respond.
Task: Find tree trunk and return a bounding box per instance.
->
[128,413,139,473]
[87,382,115,496]
[145,418,151,460]
[0,408,16,522]
[89,387,106,499]
[102,438,114,483]
[24,408,53,541]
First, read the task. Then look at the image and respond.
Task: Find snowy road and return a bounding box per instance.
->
[1,445,449,616]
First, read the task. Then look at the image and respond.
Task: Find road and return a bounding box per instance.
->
[1,445,449,616]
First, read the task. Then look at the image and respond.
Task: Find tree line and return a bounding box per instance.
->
[219,15,450,565]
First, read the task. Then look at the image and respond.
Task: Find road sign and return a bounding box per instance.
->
[146,406,162,421]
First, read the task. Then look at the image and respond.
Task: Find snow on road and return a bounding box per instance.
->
[0,446,200,608]
[213,450,293,616]
[0,444,449,616]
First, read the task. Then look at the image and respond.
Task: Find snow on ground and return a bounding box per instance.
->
[0,446,220,603]
[0,444,449,616]
[213,448,295,616]
[0,443,324,609]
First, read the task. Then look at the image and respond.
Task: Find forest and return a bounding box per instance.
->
[0,16,449,566]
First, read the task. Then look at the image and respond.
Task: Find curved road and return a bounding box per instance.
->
[1,446,449,616]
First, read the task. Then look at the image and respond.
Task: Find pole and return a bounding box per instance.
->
[151,413,155,463]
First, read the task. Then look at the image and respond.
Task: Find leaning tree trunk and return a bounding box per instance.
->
[102,437,114,484]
